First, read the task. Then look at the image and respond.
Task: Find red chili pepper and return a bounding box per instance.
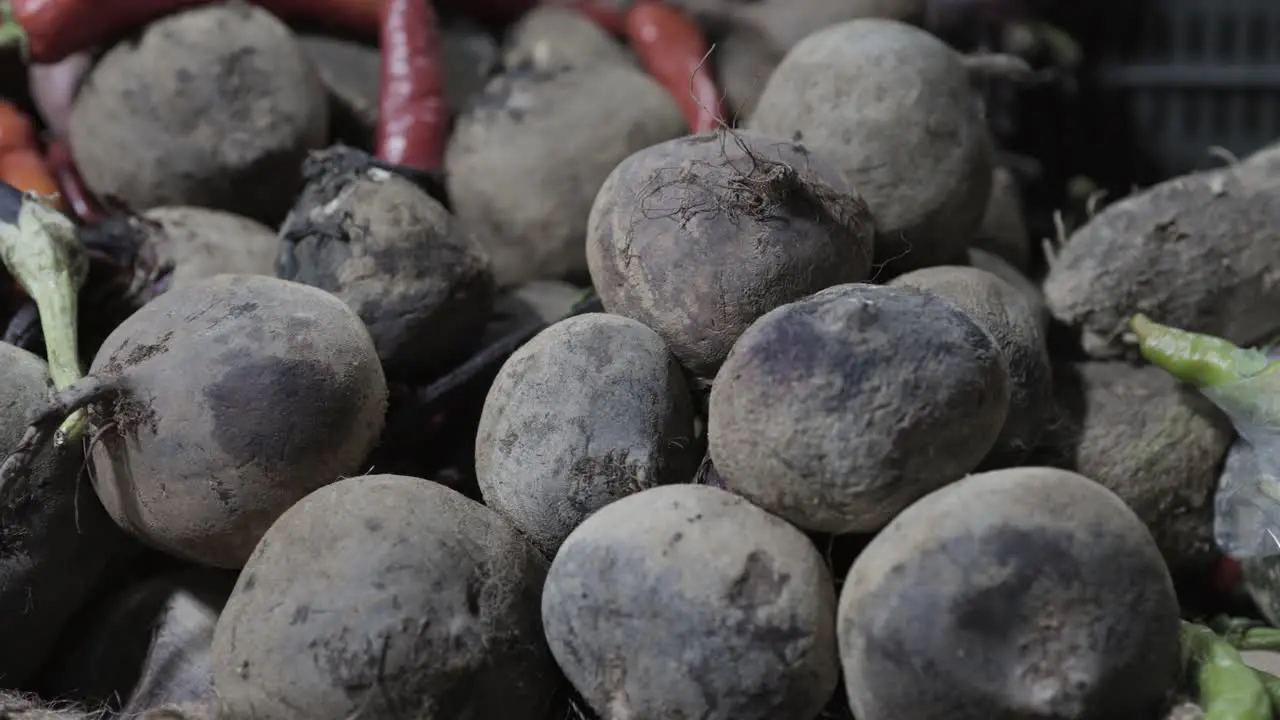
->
[0,147,67,212]
[0,0,388,64]
[624,0,725,133]
[376,0,449,173]
[1212,555,1244,596]
[0,0,210,63]
[45,138,105,223]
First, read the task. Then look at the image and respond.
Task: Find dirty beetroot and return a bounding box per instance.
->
[0,4,1270,720]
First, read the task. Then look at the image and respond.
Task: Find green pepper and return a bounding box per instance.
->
[1255,668,1280,711]
[1212,616,1280,652]
[1181,621,1273,719]
[1207,616,1280,716]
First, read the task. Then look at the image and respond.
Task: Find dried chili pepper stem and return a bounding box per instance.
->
[376,0,451,173]
[624,0,726,134]
[1181,621,1272,720]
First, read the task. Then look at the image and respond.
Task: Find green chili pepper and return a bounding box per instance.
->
[1130,314,1272,388]
[0,188,89,445]
[1255,668,1280,710]
[1129,315,1280,445]
[1208,616,1280,713]
[1181,621,1273,720]
[1130,315,1280,557]
[1210,616,1280,653]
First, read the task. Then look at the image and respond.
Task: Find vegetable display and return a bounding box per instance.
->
[0,3,1271,719]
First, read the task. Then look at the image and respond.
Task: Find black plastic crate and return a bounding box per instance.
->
[1094,0,1280,175]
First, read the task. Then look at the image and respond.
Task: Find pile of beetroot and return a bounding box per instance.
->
[0,0,1279,719]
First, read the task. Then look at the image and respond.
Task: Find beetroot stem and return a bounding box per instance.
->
[0,187,91,444]
[0,375,120,502]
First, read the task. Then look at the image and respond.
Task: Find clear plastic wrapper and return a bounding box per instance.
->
[1245,553,1280,628]
[1215,437,1280,559]
[1206,368,1280,559]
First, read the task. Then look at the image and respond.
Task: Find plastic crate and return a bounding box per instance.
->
[1094,0,1280,176]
